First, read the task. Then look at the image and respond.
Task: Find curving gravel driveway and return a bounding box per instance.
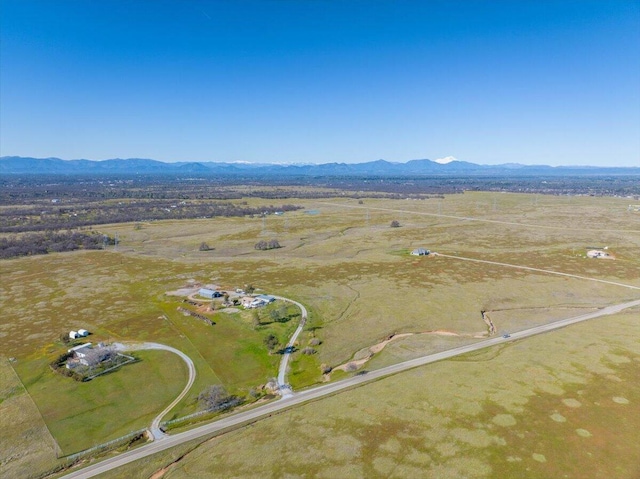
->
[113,342,196,440]
[271,296,307,397]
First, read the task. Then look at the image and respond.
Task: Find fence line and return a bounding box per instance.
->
[83,353,137,381]
[64,428,147,461]
[7,359,64,458]
[161,409,213,428]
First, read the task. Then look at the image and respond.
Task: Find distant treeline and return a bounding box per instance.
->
[1,174,637,233]
[0,231,114,259]
[0,202,302,233]
[0,175,452,206]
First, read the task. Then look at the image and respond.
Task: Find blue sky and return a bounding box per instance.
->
[1,1,639,166]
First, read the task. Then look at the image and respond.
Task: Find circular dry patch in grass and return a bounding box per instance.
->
[550,413,566,423]
[562,398,582,408]
[612,396,629,404]
[492,414,517,427]
[576,429,592,437]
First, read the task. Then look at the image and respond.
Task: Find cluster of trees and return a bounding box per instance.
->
[0,201,302,233]
[254,239,281,250]
[50,352,84,381]
[0,231,113,259]
[198,385,244,412]
[2,174,638,215]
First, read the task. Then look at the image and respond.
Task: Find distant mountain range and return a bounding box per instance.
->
[1,156,638,176]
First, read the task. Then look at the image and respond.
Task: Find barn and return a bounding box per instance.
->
[199,288,221,299]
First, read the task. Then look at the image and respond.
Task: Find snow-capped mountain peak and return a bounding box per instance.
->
[435,156,457,164]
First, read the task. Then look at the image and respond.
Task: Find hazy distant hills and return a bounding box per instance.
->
[1,156,638,176]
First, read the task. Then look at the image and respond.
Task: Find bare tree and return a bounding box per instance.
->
[390,220,400,228]
[345,362,358,372]
[198,384,242,411]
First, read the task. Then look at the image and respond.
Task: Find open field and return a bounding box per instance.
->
[96,308,640,479]
[1,191,639,477]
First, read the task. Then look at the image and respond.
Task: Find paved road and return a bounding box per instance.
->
[272,295,308,397]
[113,342,196,440]
[60,298,640,479]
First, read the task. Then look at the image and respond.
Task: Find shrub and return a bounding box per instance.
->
[263,334,279,351]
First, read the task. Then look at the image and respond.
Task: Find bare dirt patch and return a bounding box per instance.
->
[332,330,464,372]
[218,307,240,314]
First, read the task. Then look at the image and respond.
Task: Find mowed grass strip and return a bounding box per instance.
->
[14,350,187,455]
[0,360,62,479]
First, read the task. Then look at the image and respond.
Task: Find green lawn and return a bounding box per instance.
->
[14,350,186,454]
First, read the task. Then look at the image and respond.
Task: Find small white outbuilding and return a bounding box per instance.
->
[69,331,79,339]
[77,329,90,337]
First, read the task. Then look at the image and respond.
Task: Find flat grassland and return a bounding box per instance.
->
[1,191,639,478]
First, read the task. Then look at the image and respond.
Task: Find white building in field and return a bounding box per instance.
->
[411,248,430,256]
[587,250,612,259]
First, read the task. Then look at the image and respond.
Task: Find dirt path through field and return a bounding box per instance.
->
[333,330,466,372]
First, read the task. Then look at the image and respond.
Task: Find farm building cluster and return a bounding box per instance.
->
[241,294,276,309]
[65,343,115,369]
[195,284,277,309]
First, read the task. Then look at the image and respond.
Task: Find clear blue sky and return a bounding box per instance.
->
[1,0,639,166]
